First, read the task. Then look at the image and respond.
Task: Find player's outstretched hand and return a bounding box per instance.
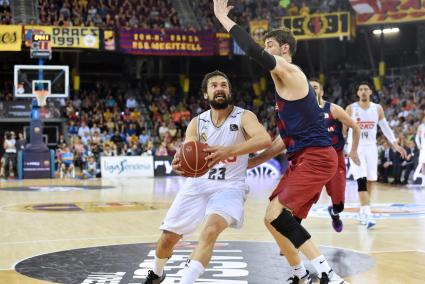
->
[204,145,231,168]
[394,144,407,159]
[213,0,234,20]
[171,150,184,176]
[348,150,361,166]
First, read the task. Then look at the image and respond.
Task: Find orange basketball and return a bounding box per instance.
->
[179,141,210,177]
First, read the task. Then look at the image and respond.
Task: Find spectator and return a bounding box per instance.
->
[78,121,90,138]
[91,123,101,135]
[155,142,168,156]
[378,140,393,183]
[158,121,169,138]
[68,120,79,136]
[15,132,26,152]
[128,143,142,156]
[139,128,150,145]
[402,138,419,184]
[299,2,310,15]
[59,146,75,178]
[102,142,116,156]
[83,155,100,178]
[2,131,16,178]
[126,96,138,109]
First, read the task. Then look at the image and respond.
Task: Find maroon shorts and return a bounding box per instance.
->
[325,149,346,205]
[269,146,337,219]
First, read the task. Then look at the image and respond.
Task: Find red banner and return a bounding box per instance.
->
[350,0,425,25]
[119,29,215,56]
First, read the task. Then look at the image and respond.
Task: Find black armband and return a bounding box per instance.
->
[229,25,276,71]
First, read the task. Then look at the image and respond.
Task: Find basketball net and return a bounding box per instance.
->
[34,90,48,107]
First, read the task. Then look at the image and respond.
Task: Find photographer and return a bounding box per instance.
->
[3,131,17,178]
[82,155,100,179]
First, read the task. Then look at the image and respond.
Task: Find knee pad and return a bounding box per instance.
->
[332,202,344,214]
[270,209,311,248]
[357,177,367,192]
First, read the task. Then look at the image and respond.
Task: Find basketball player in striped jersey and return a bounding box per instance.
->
[415,117,425,187]
[214,0,348,283]
[346,81,406,229]
[142,70,271,284]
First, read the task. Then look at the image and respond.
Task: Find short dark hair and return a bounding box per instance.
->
[356,81,373,92]
[201,70,231,94]
[309,77,321,86]
[264,27,297,56]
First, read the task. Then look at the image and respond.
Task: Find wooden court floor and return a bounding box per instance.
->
[0,176,424,283]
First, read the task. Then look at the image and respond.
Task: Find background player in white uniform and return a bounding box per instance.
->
[415,118,425,187]
[346,82,406,228]
[142,71,271,284]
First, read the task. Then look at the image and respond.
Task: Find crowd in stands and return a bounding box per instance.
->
[0,0,11,24]
[33,0,351,31]
[53,79,194,178]
[37,0,180,29]
[1,67,423,182]
[192,0,351,31]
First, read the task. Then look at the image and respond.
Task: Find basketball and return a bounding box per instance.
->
[179,141,210,177]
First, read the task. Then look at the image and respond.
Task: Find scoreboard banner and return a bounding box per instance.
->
[24,26,99,49]
[119,29,215,56]
[0,25,22,51]
[282,12,352,40]
[350,0,425,25]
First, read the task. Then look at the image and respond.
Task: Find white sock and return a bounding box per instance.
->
[359,206,366,218]
[311,255,331,276]
[422,174,425,186]
[180,260,205,284]
[364,205,372,216]
[153,255,168,277]
[291,262,307,279]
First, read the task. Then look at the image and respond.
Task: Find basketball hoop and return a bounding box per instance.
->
[34,90,49,107]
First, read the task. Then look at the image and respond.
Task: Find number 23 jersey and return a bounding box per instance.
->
[197,106,249,181]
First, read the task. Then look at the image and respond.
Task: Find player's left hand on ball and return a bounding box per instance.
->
[204,146,230,168]
[171,151,184,175]
[348,151,361,166]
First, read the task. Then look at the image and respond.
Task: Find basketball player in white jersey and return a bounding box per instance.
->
[346,81,406,229]
[142,71,271,284]
[415,117,425,187]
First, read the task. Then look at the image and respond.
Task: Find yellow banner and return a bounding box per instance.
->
[250,20,269,46]
[282,12,352,40]
[24,26,99,49]
[0,25,22,51]
[356,1,425,25]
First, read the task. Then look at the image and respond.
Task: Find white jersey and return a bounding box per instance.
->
[416,124,425,151]
[4,139,16,153]
[347,102,379,146]
[197,106,248,181]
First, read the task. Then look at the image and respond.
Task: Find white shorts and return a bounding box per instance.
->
[349,144,378,181]
[420,150,425,164]
[160,178,249,237]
